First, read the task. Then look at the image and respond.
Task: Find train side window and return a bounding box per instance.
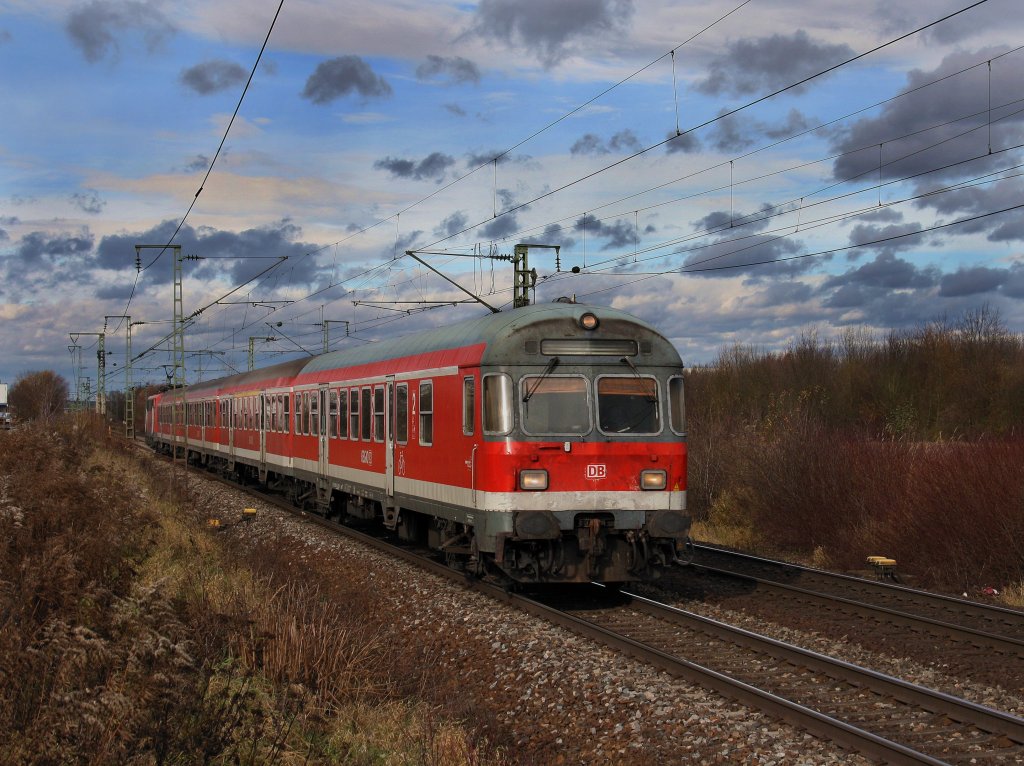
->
[482,373,513,435]
[373,386,385,442]
[310,391,320,436]
[396,384,408,444]
[360,387,372,441]
[271,395,278,432]
[668,376,687,435]
[419,381,433,446]
[338,389,349,438]
[283,394,290,434]
[329,390,338,438]
[349,388,359,439]
[462,376,475,436]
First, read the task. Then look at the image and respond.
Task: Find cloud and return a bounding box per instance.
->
[92,219,326,287]
[665,131,701,154]
[18,230,94,264]
[180,59,247,95]
[570,129,641,156]
[416,55,481,85]
[575,215,641,250]
[708,111,754,152]
[434,211,469,238]
[939,265,1008,297]
[301,56,392,104]
[444,103,467,117]
[70,189,106,214]
[463,149,522,167]
[182,154,210,173]
[65,0,175,63]
[830,47,1024,183]
[471,0,634,68]
[0,29,11,45]
[373,152,455,183]
[695,30,854,97]
[823,252,939,291]
[912,177,1024,243]
[847,220,924,257]
[477,211,520,240]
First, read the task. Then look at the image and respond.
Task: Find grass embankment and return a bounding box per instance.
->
[686,308,1024,604]
[0,417,508,765]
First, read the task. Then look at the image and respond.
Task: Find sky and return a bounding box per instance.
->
[2,0,1023,394]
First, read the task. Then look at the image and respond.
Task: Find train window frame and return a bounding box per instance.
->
[518,374,593,437]
[419,380,433,446]
[395,383,408,444]
[462,376,475,436]
[338,389,349,439]
[482,373,513,435]
[595,374,662,436]
[283,393,290,434]
[349,388,359,440]
[668,375,687,436]
[329,390,339,438]
[360,387,372,441]
[373,385,385,442]
[310,391,320,436]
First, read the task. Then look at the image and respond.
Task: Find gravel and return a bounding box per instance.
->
[191,470,877,765]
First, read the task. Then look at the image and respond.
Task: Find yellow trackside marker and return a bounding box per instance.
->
[207,518,221,527]
[243,507,257,515]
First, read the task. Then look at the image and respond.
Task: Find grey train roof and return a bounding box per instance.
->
[301,302,677,373]
[177,302,677,396]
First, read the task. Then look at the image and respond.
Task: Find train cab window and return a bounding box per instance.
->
[482,374,513,435]
[669,376,686,435]
[395,384,408,444]
[597,376,661,435]
[349,388,359,440]
[310,392,319,436]
[419,381,433,446]
[520,376,591,436]
[329,390,339,438]
[373,386,385,442]
[360,388,372,441]
[338,389,349,439]
[462,376,475,436]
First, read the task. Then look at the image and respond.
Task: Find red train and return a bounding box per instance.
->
[146,301,690,583]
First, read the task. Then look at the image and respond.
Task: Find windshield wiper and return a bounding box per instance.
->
[620,356,657,402]
[523,356,560,402]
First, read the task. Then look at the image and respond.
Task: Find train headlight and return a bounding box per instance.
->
[579,312,599,331]
[519,469,549,491]
[640,469,667,490]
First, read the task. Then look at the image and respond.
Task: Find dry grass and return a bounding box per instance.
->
[0,416,511,765]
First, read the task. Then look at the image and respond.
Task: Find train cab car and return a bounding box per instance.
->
[146,302,690,584]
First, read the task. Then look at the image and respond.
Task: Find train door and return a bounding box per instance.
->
[227,397,235,460]
[318,385,329,479]
[385,376,395,500]
[259,394,267,468]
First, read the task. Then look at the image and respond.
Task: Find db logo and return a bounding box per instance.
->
[586,464,607,480]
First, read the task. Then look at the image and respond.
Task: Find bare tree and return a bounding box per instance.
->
[9,370,69,422]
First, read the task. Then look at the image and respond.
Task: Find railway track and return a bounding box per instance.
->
[688,543,1024,649]
[545,588,1024,765]
[170,458,1024,764]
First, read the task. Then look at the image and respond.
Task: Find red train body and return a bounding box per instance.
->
[146,302,690,583]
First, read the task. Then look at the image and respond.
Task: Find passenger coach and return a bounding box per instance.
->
[147,301,690,583]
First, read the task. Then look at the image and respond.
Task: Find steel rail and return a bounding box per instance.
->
[158,458,1024,765]
[691,543,1024,641]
